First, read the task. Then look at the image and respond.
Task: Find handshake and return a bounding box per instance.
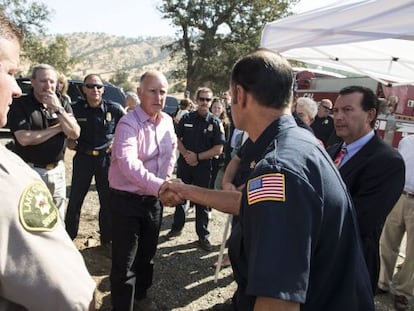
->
[158,178,242,216]
[158,179,187,207]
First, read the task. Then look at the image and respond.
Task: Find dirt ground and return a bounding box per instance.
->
[62,149,411,311]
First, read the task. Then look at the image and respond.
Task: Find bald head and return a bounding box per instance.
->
[138,70,169,118]
[318,99,333,117]
[140,70,168,88]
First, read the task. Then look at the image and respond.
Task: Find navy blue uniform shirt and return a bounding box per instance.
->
[176,111,225,164]
[71,98,125,150]
[229,115,374,311]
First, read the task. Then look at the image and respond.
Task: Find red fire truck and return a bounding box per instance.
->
[294,70,414,148]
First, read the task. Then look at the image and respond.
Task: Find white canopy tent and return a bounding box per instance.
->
[260,0,414,86]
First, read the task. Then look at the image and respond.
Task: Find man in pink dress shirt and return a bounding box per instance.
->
[108,70,177,311]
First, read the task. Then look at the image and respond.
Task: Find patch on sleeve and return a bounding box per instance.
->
[219,122,225,134]
[247,173,285,205]
[19,180,59,232]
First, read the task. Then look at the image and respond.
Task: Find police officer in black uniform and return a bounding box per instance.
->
[160,50,374,310]
[65,74,125,246]
[8,64,80,221]
[166,87,225,251]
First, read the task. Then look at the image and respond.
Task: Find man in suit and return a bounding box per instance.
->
[327,85,405,294]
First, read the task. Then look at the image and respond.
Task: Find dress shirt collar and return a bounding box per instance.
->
[135,105,165,125]
[341,130,374,164]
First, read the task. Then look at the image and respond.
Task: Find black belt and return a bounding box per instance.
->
[110,188,157,203]
[402,190,414,198]
[28,161,59,170]
[77,146,110,156]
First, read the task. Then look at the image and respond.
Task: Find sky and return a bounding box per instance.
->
[40,0,353,38]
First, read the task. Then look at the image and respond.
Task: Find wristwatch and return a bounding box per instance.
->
[55,106,65,115]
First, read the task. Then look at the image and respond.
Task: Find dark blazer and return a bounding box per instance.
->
[327,133,405,237]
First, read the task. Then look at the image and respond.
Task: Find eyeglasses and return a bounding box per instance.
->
[321,105,331,110]
[198,97,212,102]
[84,83,104,89]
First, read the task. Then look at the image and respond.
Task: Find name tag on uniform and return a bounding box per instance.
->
[184,123,193,128]
[77,118,87,122]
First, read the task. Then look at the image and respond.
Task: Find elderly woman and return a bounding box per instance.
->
[295,97,318,126]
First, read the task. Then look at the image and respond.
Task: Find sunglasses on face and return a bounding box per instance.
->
[198,97,212,102]
[84,83,104,89]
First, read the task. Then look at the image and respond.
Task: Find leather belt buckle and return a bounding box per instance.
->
[92,150,100,156]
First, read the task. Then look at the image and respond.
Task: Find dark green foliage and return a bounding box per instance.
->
[158,0,298,95]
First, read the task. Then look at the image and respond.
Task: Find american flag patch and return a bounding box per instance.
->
[247,173,285,205]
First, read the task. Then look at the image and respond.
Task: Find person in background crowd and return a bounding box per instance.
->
[327,85,405,294]
[124,91,139,113]
[378,134,414,311]
[8,64,80,221]
[0,11,96,310]
[383,95,399,145]
[160,49,374,311]
[388,95,399,115]
[108,70,177,311]
[166,87,225,252]
[65,74,125,248]
[221,91,232,119]
[311,98,336,146]
[210,97,231,191]
[295,97,318,126]
[174,98,193,124]
[58,73,72,103]
[221,90,235,166]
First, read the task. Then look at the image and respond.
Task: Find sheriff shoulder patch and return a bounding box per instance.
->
[19,180,58,232]
[247,173,285,205]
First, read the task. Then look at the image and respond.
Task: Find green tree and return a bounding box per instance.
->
[22,35,78,75]
[109,70,135,92]
[158,0,298,95]
[0,0,50,34]
[1,0,78,74]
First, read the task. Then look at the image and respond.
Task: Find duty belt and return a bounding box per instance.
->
[77,146,110,156]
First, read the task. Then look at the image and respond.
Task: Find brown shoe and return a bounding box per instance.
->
[394,295,409,311]
[134,297,158,311]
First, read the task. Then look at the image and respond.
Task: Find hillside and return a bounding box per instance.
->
[44,33,177,83]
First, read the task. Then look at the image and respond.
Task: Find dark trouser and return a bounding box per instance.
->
[109,190,162,311]
[210,157,223,189]
[171,158,211,240]
[361,226,382,295]
[65,152,112,244]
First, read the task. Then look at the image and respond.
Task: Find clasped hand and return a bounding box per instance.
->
[159,179,185,206]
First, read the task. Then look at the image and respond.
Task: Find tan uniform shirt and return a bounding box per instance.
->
[0,145,95,310]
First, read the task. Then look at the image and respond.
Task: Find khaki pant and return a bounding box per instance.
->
[379,193,414,297]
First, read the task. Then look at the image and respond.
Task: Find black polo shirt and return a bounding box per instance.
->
[8,91,72,165]
[229,115,374,311]
[71,98,125,151]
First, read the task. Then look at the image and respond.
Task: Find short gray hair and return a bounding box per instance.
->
[31,64,57,80]
[296,97,318,119]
